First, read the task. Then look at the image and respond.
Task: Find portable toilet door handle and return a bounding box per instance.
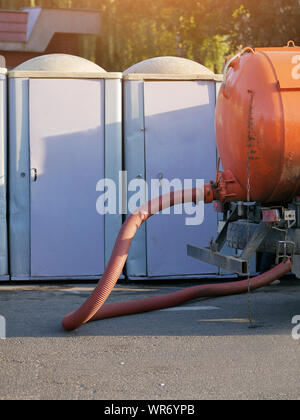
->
[31,168,38,182]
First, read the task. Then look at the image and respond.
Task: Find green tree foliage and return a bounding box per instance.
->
[1,0,299,72]
[230,0,300,47]
[98,0,235,72]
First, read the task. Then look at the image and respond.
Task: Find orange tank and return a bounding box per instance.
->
[214,43,300,204]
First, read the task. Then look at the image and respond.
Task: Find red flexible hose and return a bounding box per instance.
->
[62,188,291,331]
[89,261,290,322]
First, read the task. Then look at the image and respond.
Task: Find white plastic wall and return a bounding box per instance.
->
[9,72,122,281]
[124,77,220,279]
[0,69,8,280]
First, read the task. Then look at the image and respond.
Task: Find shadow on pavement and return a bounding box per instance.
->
[0,279,299,339]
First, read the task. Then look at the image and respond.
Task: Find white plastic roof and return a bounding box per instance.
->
[13,54,106,72]
[124,56,214,75]
[0,55,6,74]
[9,54,122,79]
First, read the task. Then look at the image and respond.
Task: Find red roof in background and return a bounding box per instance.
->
[0,11,28,42]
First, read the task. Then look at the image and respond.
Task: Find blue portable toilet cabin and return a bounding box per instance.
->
[123,56,223,280]
[9,54,123,281]
[0,60,8,281]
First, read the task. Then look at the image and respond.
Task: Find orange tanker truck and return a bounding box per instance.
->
[188,41,300,277]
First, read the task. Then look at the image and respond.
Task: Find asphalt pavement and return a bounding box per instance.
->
[0,277,299,400]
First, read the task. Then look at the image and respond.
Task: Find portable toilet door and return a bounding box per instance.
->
[0,59,8,281]
[9,54,122,280]
[123,57,223,279]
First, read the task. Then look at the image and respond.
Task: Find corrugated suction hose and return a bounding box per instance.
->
[62,188,291,331]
